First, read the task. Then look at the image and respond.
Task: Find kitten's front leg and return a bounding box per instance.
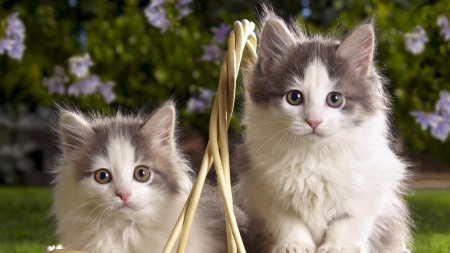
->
[317,214,374,253]
[266,211,316,253]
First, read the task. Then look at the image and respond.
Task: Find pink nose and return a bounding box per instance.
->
[115,191,131,202]
[305,119,322,129]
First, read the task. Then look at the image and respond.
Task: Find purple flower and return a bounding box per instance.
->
[437,15,450,41]
[211,23,231,43]
[199,88,216,100]
[301,8,312,19]
[68,74,115,103]
[431,118,450,142]
[440,26,450,41]
[5,13,25,41]
[144,0,171,32]
[150,0,164,8]
[69,53,94,78]
[187,97,210,113]
[411,111,442,131]
[8,39,25,60]
[0,13,26,61]
[186,88,215,113]
[177,0,191,7]
[201,44,224,64]
[97,81,116,103]
[0,39,14,54]
[42,66,68,95]
[435,90,450,117]
[404,26,429,55]
[176,0,192,19]
[437,15,449,27]
[68,75,101,97]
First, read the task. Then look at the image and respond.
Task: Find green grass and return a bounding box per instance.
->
[0,187,449,253]
[0,187,57,253]
[406,190,450,253]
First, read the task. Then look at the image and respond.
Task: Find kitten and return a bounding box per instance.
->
[235,10,412,253]
[51,103,234,253]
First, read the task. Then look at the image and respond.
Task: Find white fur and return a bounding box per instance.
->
[53,132,224,253]
[239,58,409,253]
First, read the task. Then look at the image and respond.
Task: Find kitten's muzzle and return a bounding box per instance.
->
[115,191,131,202]
[305,118,322,129]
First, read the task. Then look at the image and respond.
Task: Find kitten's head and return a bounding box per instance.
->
[244,10,387,145]
[54,103,190,221]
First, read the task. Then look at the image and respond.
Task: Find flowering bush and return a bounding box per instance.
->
[411,91,450,142]
[2,0,450,184]
[404,25,429,55]
[0,0,255,127]
[43,53,116,103]
[335,0,450,163]
[0,0,257,183]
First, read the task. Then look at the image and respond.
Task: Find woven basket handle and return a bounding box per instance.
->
[163,19,257,253]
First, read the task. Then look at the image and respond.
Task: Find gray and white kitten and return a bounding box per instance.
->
[51,103,235,253]
[235,10,412,253]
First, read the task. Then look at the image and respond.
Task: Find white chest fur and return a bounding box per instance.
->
[240,112,406,243]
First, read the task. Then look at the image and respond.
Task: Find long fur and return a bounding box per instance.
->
[51,102,235,253]
[235,8,411,253]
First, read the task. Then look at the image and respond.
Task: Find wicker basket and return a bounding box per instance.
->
[49,19,257,253]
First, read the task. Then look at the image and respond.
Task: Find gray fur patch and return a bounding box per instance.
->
[242,213,275,253]
[231,144,253,174]
[368,195,412,253]
[327,212,351,227]
[247,17,385,117]
[59,108,185,195]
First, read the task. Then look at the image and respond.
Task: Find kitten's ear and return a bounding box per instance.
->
[259,14,295,74]
[142,103,176,148]
[59,111,93,155]
[336,24,375,76]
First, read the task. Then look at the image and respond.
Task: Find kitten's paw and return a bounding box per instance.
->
[317,244,362,253]
[44,244,65,253]
[271,242,315,253]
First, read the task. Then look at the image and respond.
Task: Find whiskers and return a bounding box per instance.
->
[272,128,292,154]
[244,112,308,157]
[286,130,301,157]
[61,196,115,244]
[247,120,292,130]
[85,201,109,224]
[246,110,294,125]
[254,127,290,155]
[91,204,113,236]
[69,198,100,212]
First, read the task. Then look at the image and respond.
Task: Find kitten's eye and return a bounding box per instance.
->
[134,166,151,183]
[326,92,344,108]
[286,90,303,105]
[94,169,111,184]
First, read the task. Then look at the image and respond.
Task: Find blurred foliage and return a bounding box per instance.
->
[0,0,255,132]
[1,0,450,178]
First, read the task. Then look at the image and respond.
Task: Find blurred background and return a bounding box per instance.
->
[0,0,450,252]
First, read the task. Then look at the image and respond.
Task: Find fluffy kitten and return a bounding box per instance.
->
[51,103,232,253]
[235,10,411,253]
